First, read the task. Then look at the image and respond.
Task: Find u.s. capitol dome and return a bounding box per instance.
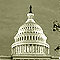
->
[11,6,50,56]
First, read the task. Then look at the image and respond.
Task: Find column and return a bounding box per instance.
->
[39,46,40,53]
[42,47,43,54]
[29,44,30,53]
[30,44,31,53]
[32,44,34,53]
[43,47,45,54]
[31,45,32,53]
[22,36,23,41]
[24,44,26,53]
[19,46,20,54]
[20,45,21,53]
[26,35,27,40]
[29,35,30,40]
[34,45,36,53]
[36,45,37,53]
[21,45,22,53]
[29,44,31,53]
[48,48,49,54]
[35,35,36,40]
[40,46,41,54]
[23,35,24,40]
[11,48,13,55]
[36,36,37,40]
[31,44,33,53]
[38,45,40,53]
[18,46,19,54]
[27,44,29,53]
[22,45,23,53]
[22,45,24,53]
[32,35,33,40]
[16,46,17,54]
[37,36,38,40]
[14,48,16,54]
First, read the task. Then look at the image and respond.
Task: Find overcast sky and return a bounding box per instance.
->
[0,0,60,56]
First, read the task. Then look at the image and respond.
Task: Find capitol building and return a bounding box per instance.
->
[0,6,60,60]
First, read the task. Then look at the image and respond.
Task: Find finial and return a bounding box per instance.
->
[29,5,32,13]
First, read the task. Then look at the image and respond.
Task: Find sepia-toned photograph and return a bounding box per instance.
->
[0,0,60,60]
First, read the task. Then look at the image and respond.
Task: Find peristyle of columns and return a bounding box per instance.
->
[12,44,49,55]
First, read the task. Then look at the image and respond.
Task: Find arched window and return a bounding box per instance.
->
[36,32,37,33]
[27,36,29,40]
[33,32,35,33]
[20,33,21,34]
[28,27,29,29]
[24,36,26,40]
[18,38,19,41]
[22,37,23,40]
[33,36,35,40]
[20,37,21,41]
[36,36,37,40]
[38,36,40,40]
[24,32,26,33]
[32,27,34,28]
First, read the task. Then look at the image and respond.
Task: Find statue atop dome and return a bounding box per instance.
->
[29,5,32,13]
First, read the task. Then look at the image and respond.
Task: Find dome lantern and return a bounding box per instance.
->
[26,5,35,23]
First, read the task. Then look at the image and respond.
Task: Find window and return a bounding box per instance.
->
[36,32,37,33]
[32,27,34,28]
[24,36,26,40]
[20,33,21,34]
[36,36,37,40]
[33,36,35,40]
[28,27,29,29]
[24,32,26,33]
[30,32,32,33]
[22,37,23,40]
[27,36,29,40]
[33,32,35,33]
[18,38,19,41]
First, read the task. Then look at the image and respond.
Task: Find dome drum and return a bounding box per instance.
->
[11,43,49,55]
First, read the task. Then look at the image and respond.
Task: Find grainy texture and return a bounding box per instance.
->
[0,0,60,56]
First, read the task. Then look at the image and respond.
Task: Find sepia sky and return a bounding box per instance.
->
[0,0,60,56]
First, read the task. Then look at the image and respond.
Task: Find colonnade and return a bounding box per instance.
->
[11,44,49,55]
[16,35,42,42]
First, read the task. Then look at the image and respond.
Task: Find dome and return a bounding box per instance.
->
[11,6,50,56]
